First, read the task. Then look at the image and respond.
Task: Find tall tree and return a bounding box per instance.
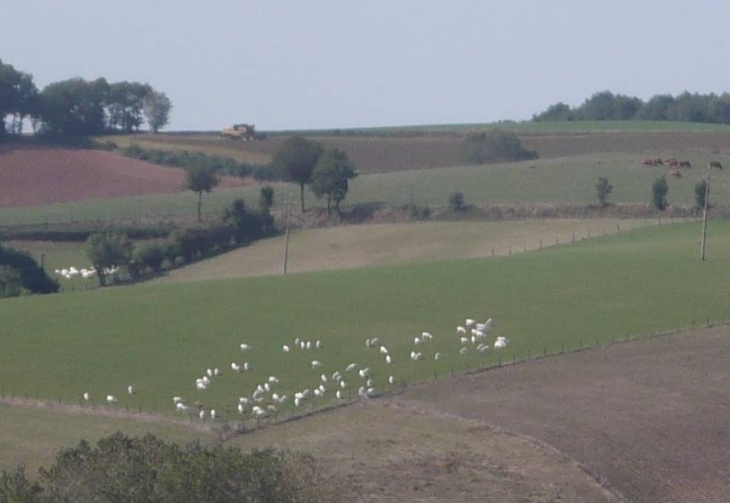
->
[0,60,38,136]
[84,232,133,286]
[310,149,357,216]
[651,176,669,211]
[106,81,152,132]
[273,136,322,212]
[185,165,219,221]
[40,77,109,135]
[143,90,172,133]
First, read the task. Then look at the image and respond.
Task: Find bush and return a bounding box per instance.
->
[405,203,431,220]
[695,179,709,210]
[596,177,613,206]
[0,433,331,502]
[448,191,466,212]
[0,243,59,295]
[652,176,669,211]
[463,130,538,164]
[134,243,166,273]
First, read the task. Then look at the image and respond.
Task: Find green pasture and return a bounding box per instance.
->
[0,404,212,473]
[1,150,728,226]
[3,220,730,421]
[5,240,96,292]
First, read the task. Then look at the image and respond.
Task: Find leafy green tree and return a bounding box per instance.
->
[39,77,110,135]
[448,191,466,211]
[224,198,270,243]
[596,177,613,206]
[310,149,357,216]
[0,59,39,137]
[273,136,322,212]
[0,265,23,297]
[651,176,669,211]
[532,102,573,121]
[695,179,709,210]
[143,89,172,133]
[106,81,152,132]
[84,232,134,286]
[134,243,166,273]
[259,185,274,213]
[0,243,59,295]
[185,165,219,221]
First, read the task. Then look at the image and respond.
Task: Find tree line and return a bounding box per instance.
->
[533,90,730,124]
[0,58,171,138]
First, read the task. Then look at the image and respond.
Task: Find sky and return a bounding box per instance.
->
[2,1,729,132]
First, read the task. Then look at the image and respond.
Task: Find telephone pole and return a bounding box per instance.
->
[700,163,711,261]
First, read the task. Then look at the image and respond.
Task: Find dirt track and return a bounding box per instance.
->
[0,144,244,208]
[400,326,730,503]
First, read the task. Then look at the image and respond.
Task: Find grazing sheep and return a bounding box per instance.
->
[106,395,118,404]
[311,360,323,368]
[346,363,358,372]
[83,392,90,401]
[127,385,134,395]
[239,343,251,351]
[283,345,290,353]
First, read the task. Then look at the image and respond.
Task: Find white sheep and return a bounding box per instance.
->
[127,385,134,395]
[83,392,90,401]
[311,360,323,368]
[380,346,389,354]
[346,363,357,372]
[385,355,392,364]
[240,343,251,351]
[283,345,290,353]
[106,395,118,404]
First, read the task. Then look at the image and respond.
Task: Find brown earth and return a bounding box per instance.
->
[229,131,730,173]
[400,326,730,503]
[0,143,245,208]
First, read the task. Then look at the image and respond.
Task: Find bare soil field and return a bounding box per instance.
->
[401,326,730,503]
[124,130,730,174]
[229,400,620,503]
[0,143,245,208]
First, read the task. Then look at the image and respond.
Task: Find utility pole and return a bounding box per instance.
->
[700,163,711,261]
[283,201,291,273]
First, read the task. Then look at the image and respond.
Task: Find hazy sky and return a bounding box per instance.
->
[2,1,729,131]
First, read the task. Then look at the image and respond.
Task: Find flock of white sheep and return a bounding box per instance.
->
[54,265,119,280]
[82,316,508,422]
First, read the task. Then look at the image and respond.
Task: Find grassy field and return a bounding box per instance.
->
[154,219,661,283]
[0,402,213,473]
[3,220,730,421]
[0,150,727,226]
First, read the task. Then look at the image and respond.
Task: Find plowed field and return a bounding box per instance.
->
[0,144,244,208]
[401,326,730,503]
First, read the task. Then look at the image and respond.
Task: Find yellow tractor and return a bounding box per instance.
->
[221,123,255,140]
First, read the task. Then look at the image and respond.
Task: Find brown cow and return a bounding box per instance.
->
[678,160,691,168]
[710,161,723,169]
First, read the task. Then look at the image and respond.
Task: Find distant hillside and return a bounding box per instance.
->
[0,143,245,208]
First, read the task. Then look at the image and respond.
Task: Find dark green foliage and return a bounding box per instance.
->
[224,199,273,244]
[84,232,134,286]
[0,432,329,503]
[106,81,152,132]
[134,243,166,273]
[652,176,669,211]
[259,186,274,213]
[39,77,110,136]
[0,59,38,137]
[463,130,538,164]
[310,149,357,215]
[695,179,709,210]
[121,145,265,179]
[0,243,59,296]
[273,136,323,212]
[184,165,219,221]
[596,177,613,206]
[142,90,172,133]
[252,164,281,181]
[534,90,730,125]
[448,191,466,211]
[405,203,431,220]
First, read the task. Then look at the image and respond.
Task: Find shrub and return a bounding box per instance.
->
[405,203,431,220]
[695,179,709,210]
[448,191,466,212]
[652,176,669,211]
[596,177,613,206]
[0,433,331,502]
[0,243,59,295]
[134,243,166,273]
[463,130,538,164]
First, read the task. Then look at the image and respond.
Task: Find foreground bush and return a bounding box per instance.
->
[0,432,333,502]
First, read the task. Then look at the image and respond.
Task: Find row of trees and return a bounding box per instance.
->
[462,130,538,164]
[86,190,275,285]
[0,59,171,137]
[534,90,730,124]
[0,433,329,502]
[596,176,709,211]
[273,136,357,214]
